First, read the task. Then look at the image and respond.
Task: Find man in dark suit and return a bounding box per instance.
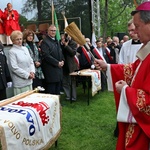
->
[40,25,64,95]
[60,33,78,101]
[94,40,110,91]
[0,41,12,100]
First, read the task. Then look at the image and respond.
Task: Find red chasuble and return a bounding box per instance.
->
[3,9,20,36]
[0,9,4,34]
[108,42,150,150]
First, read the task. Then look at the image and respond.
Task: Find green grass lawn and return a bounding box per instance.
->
[50,85,117,150]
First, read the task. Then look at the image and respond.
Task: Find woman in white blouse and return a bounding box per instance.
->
[8,30,35,95]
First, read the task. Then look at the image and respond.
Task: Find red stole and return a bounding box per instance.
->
[105,47,113,62]
[81,46,91,64]
[93,47,104,61]
[74,55,80,69]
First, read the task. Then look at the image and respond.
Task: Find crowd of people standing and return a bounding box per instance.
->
[2,1,150,150]
[0,16,133,98]
[0,2,140,100]
[0,3,133,102]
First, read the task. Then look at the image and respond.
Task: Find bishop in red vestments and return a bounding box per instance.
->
[94,1,150,150]
[3,3,20,45]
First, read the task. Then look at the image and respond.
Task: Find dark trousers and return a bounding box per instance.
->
[101,72,107,91]
[32,78,45,89]
[0,88,7,100]
[46,82,61,95]
[114,122,119,137]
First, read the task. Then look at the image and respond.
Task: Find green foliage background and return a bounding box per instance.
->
[20,0,143,38]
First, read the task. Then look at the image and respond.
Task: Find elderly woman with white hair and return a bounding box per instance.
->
[8,30,35,95]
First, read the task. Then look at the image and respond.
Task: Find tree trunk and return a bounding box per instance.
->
[37,0,42,21]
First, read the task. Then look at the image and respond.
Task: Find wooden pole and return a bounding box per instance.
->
[0,87,44,107]
[133,0,138,7]
[51,0,54,25]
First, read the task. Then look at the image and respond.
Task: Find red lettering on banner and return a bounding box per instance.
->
[13,101,50,126]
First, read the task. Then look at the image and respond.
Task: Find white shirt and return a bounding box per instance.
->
[97,47,103,57]
[118,39,143,64]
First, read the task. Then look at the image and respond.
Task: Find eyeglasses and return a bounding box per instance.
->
[49,30,56,32]
[15,38,22,41]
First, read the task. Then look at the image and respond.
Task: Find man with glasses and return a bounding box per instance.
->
[40,25,64,95]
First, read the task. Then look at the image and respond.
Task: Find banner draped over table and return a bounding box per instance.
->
[80,69,101,96]
[0,93,61,150]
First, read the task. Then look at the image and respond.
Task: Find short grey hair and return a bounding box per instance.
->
[132,11,150,24]
[48,24,56,30]
[139,11,150,24]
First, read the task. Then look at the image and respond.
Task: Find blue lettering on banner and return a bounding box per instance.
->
[0,107,35,136]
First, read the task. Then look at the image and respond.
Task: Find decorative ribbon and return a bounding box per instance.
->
[74,55,80,69]
[105,47,113,62]
[82,46,91,64]
[93,47,105,61]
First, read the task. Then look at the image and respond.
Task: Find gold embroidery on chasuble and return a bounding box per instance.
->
[124,64,133,86]
[136,89,150,115]
[125,124,135,146]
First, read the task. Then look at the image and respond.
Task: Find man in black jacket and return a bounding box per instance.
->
[0,41,12,100]
[60,34,78,101]
[40,25,64,95]
[94,40,110,91]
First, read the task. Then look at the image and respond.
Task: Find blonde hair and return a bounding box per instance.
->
[10,30,23,42]
[128,19,133,26]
